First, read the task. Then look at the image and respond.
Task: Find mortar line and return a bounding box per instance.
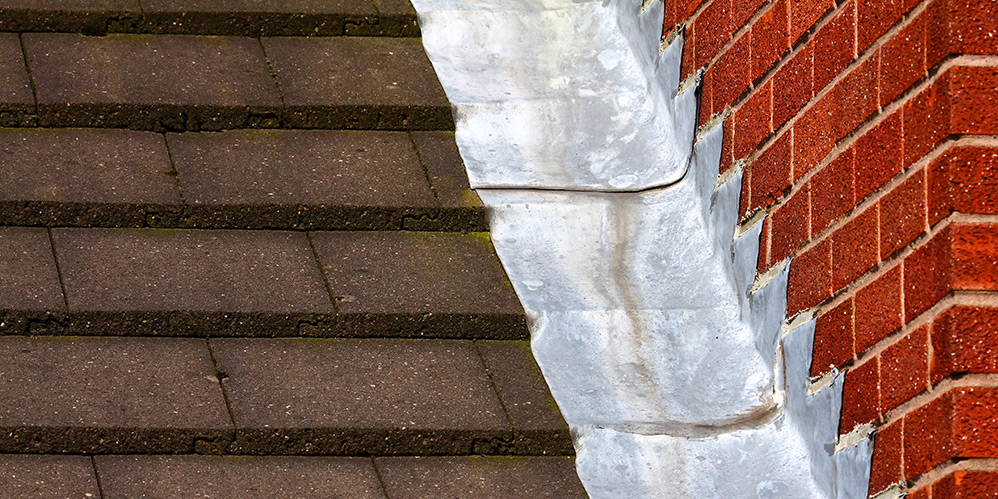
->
[161,133,188,206]
[257,37,286,106]
[370,456,392,499]
[906,457,998,492]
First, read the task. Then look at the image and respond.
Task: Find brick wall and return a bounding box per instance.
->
[665,0,998,496]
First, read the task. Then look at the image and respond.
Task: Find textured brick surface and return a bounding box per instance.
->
[811,298,854,376]
[376,456,586,498]
[169,130,437,230]
[711,35,750,114]
[734,82,771,159]
[25,33,281,131]
[903,227,953,321]
[932,471,998,498]
[694,0,732,69]
[869,420,903,494]
[880,14,925,104]
[931,306,998,383]
[0,455,99,499]
[813,3,855,93]
[0,129,181,227]
[772,45,813,129]
[310,231,526,339]
[810,149,855,234]
[0,33,33,125]
[855,266,902,353]
[789,0,832,44]
[52,228,334,336]
[840,357,881,434]
[212,338,512,455]
[750,131,793,209]
[928,146,998,224]
[477,341,572,455]
[0,227,65,334]
[769,184,809,263]
[879,325,928,412]
[831,206,878,291]
[788,239,832,315]
[264,37,452,130]
[140,0,377,36]
[750,0,789,81]
[903,392,952,478]
[855,113,902,202]
[411,131,487,231]
[97,455,386,498]
[0,336,231,453]
[879,170,926,259]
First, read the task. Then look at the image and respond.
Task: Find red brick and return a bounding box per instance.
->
[788,238,832,315]
[952,223,998,291]
[832,205,878,290]
[793,95,835,179]
[732,0,767,31]
[712,35,751,113]
[750,0,790,81]
[903,226,954,321]
[903,392,953,478]
[869,420,903,494]
[857,0,904,52]
[722,117,735,176]
[948,0,998,56]
[931,306,998,384]
[811,298,854,376]
[813,3,856,93]
[734,82,772,159]
[695,0,732,68]
[682,25,697,81]
[810,149,855,234]
[949,66,998,135]
[927,0,998,67]
[880,168,927,259]
[789,0,833,44]
[772,44,813,130]
[770,185,810,262]
[907,486,930,499]
[904,75,951,169]
[855,112,902,201]
[699,66,714,126]
[954,388,998,458]
[928,146,998,225]
[829,53,880,140]
[934,471,998,498]
[879,14,926,105]
[855,265,903,352]
[880,325,929,412]
[840,357,880,433]
[750,131,792,208]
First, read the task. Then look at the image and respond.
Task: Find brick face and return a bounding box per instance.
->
[879,168,926,259]
[675,0,998,488]
[855,265,902,353]
[810,149,855,234]
[831,205,878,291]
[840,357,880,433]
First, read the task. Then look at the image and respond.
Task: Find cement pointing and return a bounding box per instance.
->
[411,0,873,496]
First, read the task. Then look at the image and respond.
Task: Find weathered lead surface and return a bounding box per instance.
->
[52,228,334,336]
[211,338,511,455]
[310,231,527,339]
[96,455,387,498]
[376,456,587,498]
[168,130,437,230]
[24,33,282,131]
[0,336,232,453]
[263,37,452,130]
[0,128,181,227]
[0,455,100,499]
